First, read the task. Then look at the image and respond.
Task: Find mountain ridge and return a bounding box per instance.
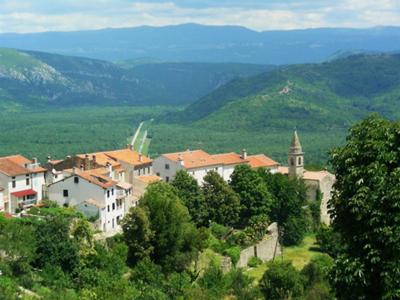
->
[1,24,400,64]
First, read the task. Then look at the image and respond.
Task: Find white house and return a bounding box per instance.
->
[48,168,126,233]
[0,155,46,214]
[153,149,279,185]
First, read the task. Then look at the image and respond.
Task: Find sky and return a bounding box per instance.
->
[0,0,399,33]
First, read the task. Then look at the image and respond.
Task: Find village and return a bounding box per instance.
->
[0,131,334,235]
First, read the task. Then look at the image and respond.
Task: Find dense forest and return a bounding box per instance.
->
[1,115,399,299]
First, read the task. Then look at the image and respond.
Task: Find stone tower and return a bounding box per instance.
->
[288,130,304,178]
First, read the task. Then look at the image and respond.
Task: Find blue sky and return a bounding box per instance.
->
[0,0,399,33]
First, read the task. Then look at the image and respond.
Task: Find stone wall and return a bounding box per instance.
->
[236,222,281,268]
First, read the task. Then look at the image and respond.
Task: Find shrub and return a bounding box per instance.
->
[247,256,263,268]
[210,222,230,240]
[223,246,241,266]
[260,261,304,300]
[315,225,343,257]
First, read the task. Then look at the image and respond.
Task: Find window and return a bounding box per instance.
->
[112,188,114,196]
[12,177,16,188]
[26,176,30,186]
[74,176,79,184]
[63,190,69,197]
[107,190,110,198]
[112,203,115,210]
[290,157,295,166]
[107,205,110,212]
[156,172,160,176]
[166,176,170,183]
[298,157,302,165]
[112,218,115,228]
[138,169,141,176]
[165,164,170,170]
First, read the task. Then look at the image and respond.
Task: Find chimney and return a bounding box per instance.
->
[72,167,77,175]
[139,154,143,162]
[32,157,38,165]
[84,154,90,170]
[66,155,71,159]
[47,155,51,163]
[92,155,97,165]
[178,155,185,167]
[106,162,113,176]
[80,164,84,171]
[241,149,248,160]
[127,144,133,150]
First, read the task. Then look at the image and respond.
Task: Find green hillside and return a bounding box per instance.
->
[0,48,271,108]
[151,54,400,164]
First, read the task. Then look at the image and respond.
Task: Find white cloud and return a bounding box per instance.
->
[0,0,399,33]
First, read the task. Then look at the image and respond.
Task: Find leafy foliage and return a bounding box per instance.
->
[229,164,273,227]
[260,260,304,300]
[329,114,400,299]
[172,170,207,227]
[202,171,241,227]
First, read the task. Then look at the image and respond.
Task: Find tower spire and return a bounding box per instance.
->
[288,130,304,178]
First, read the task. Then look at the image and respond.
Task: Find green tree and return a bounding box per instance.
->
[202,171,240,226]
[122,206,154,267]
[329,115,400,299]
[34,216,80,274]
[259,170,308,246]
[259,261,304,300]
[172,170,207,227]
[230,164,273,227]
[139,182,205,272]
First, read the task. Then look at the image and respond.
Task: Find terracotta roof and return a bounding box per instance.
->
[105,149,152,165]
[163,150,218,169]
[211,152,248,166]
[0,155,46,176]
[136,175,162,184]
[117,182,133,190]
[277,166,289,175]
[303,170,333,181]
[77,148,151,167]
[63,168,117,189]
[247,154,279,169]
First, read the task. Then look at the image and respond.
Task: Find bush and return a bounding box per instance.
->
[301,254,333,287]
[210,222,231,240]
[223,246,241,266]
[315,225,343,257]
[260,261,304,300]
[247,256,263,268]
[282,216,308,246]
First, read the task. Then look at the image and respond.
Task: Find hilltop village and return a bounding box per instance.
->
[0,131,334,235]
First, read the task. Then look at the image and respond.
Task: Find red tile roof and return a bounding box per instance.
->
[0,155,46,176]
[63,168,117,189]
[247,154,279,169]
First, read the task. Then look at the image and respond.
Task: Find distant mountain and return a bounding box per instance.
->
[0,24,400,64]
[0,48,271,108]
[166,53,400,131]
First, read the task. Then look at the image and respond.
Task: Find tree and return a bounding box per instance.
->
[34,216,80,274]
[329,115,400,299]
[138,182,205,272]
[230,164,273,227]
[260,260,304,300]
[172,170,207,227]
[122,206,154,267]
[259,170,309,246]
[202,171,240,227]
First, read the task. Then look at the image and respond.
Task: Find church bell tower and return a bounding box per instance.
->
[288,130,304,178]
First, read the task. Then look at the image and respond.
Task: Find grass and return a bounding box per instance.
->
[246,234,320,282]
[283,234,320,270]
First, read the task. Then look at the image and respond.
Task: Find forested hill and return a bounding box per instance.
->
[166,53,400,132]
[1,24,400,64]
[0,48,271,108]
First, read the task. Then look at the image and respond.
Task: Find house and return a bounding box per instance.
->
[278,131,335,224]
[153,149,279,185]
[0,187,4,212]
[48,167,127,233]
[0,155,46,214]
[45,145,152,185]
